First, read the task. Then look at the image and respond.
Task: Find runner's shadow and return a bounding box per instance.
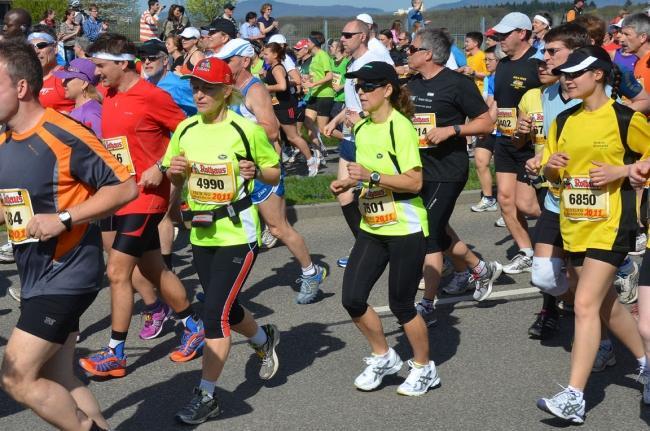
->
[0,385,25,420]
[0,268,17,298]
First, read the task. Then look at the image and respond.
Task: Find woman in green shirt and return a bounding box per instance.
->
[330,62,439,397]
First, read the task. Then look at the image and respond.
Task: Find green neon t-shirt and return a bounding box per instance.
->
[309,49,335,98]
[332,57,350,103]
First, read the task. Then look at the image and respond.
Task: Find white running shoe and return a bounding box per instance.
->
[629,232,647,256]
[502,252,532,275]
[0,242,14,263]
[261,227,278,249]
[354,348,403,391]
[471,196,498,212]
[396,360,440,396]
[614,261,639,304]
[306,157,319,177]
[537,386,585,424]
[471,261,502,302]
[494,216,506,227]
[8,286,20,303]
[591,342,616,372]
[441,270,471,295]
[415,301,437,327]
[637,366,650,405]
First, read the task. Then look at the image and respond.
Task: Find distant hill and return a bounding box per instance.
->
[434,0,644,10]
[232,0,385,18]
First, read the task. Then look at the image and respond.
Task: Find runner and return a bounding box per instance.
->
[0,39,136,431]
[406,29,501,327]
[537,46,649,423]
[55,58,103,137]
[78,33,204,378]
[218,38,327,304]
[331,61,439,396]
[162,57,282,424]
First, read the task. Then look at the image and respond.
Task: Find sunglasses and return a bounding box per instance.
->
[408,45,428,55]
[541,47,566,56]
[492,30,515,42]
[355,81,387,93]
[341,31,362,39]
[32,42,53,50]
[142,55,163,62]
[561,69,593,80]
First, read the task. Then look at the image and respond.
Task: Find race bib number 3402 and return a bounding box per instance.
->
[562,177,609,221]
[188,161,236,205]
[103,136,135,175]
[497,108,517,137]
[412,113,436,148]
[0,189,38,244]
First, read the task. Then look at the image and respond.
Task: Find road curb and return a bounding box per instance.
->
[286,189,482,221]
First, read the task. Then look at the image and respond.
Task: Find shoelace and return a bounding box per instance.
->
[141,312,154,327]
[89,347,114,361]
[403,360,423,385]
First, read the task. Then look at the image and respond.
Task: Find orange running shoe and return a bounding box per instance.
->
[79,347,127,378]
[170,318,205,362]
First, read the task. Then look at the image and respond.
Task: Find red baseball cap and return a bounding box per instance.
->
[485,28,496,37]
[181,57,233,85]
[293,39,310,50]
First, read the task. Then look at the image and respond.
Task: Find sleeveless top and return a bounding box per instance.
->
[264,63,294,110]
[232,77,261,122]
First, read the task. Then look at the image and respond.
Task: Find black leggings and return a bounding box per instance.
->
[342,230,425,325]
[192,242,258,339]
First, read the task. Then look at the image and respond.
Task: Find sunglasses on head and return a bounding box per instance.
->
[408,45,428,55]
[341,31,362,39]
[561,68,594,80]
[32,42,52,50]
[355,80,388,93]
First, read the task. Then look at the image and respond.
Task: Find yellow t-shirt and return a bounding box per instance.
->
[467,50,488,93]
[517,87,546,154]
[543,99,650,253]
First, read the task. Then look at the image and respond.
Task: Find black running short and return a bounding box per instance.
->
[306,97,334,117]
[494,137,534,182]
[475,134,496,152]
[533,208,563,248]
[275,106,298,125]
[101,213,164,257]
[420,180,466,253]
[566,249,627,268]
[17,292,98,344]
[640,251,650,286]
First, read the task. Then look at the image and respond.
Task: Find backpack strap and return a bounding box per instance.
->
[229,120,254,197]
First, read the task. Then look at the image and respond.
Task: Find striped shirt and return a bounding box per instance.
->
[139,9,159,42]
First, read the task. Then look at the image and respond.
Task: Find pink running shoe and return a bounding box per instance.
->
[139,302,171,340]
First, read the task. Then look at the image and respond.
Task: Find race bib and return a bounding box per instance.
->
[412,113,436,148]
[359,187,398,227]
[332,72,344,87]
[103,136,135,175]
[530,111,545,148]
[0,189,37,244]
[497,108,517,137]
[270,93,279,105]
[188,161,237,205]
[562,177,609,221]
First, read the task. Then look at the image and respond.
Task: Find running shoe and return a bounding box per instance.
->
[0,242,14,263]
[592,342,616,372]
[79,347,127,378]
[307,156,319,177]
[139,302,171,340]
[337,255,349,268]
[502,252,532,275]
[527,311,559,340]
[354,347,403,391]
[629,232,647,256]
[537,386,585,424]
[261,227,278,249]
[286,147,300,164]
[169,318,205,362]
[471,261,502,301]
[415,301,437,327]
[175,387,221,425]
[7,286,20,303]
[557,300,574,314]
[249,324,280,380]
[441,270,471,295]
[396,360,441,396]
[614,261,639,304]
[494,216,506,227]
[471,196,498,212]
[637,366,650,405]
[296,265,327,304]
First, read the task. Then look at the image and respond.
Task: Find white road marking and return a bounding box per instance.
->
[372,287,540,313]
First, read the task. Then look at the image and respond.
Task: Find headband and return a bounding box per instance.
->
[308,36,322,47]
[91,52,137,61]
[27,32,56,44]
[534,15,550,28]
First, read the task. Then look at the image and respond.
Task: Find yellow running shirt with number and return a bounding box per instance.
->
[353,109,428,236]
[162,110,280,247]
[544,99,650,253]
[517,87,546,153]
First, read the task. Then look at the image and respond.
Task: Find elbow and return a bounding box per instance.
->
[121,178,139,205]
[410,177,423,194]
[264,167,281,186]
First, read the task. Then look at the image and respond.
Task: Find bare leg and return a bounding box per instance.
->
[352,308,390,355]
[474,147,493,198]
[422,252,443,301]
[281,123,312,160]
[496,172,532,250]
[402,315,430,364]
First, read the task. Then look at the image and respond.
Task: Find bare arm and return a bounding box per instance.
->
[627,90,650,115]
[265,66,287,92]
[348,163,423,194]
[246,84,280,143]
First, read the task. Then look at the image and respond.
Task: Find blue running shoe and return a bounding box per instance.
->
[296,265,327,304]
[170,317,205,362]
[337,256,348,268]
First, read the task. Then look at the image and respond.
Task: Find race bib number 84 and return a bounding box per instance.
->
[0,189,38,244]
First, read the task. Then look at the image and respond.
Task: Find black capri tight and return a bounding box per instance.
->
[342,230,426,325]
[192,242,258,339]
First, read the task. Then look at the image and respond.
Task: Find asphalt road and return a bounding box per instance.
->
[0,203,649,431]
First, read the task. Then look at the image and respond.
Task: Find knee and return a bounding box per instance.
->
[106,262,130,286]
[341,291,367,319]
[573,295,599,320]
[389,300,417,325]
[532,257,568,297]
[268,222,288,240]
[497,193,514,209]
[0,360,28,401]
[638,311,650,341]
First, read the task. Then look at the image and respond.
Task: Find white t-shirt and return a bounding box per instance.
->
[445,54,458,70]
[368,37,395,65]
[282,56,296,73]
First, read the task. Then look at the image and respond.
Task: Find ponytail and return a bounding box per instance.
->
[608,64,622,101]
[390,84,414,120]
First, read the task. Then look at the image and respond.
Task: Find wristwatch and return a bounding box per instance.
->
[156,160,168,174]
[453,125,461,137]
[58,210,72,231]
[370,171,381,185]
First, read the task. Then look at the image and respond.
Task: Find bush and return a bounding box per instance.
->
[11,0,68,24]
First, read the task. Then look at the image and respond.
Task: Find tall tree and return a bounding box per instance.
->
[187,0,233,23]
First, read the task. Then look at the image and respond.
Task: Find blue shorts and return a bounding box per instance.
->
[339,139,356,162]
[251,170,285,204]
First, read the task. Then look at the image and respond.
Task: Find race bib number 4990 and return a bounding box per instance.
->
[0,189,38,244]
[188,161,236,205]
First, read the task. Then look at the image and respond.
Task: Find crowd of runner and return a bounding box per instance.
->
[1,0,650,428]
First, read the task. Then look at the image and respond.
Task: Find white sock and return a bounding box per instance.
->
[373,348,392,358]
[471,260,487,278]
[520,248,534,258]
[198,379,216,396]
[567,385,584,399]
[302,263,316,276]
[638,355,648,370]
[249,326,268,346]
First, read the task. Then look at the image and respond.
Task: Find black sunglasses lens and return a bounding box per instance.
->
[33,42,50,49]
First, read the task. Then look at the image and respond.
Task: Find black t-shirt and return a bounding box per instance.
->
[494,46,541,110]
[407,68,488,183]
[264,63,295,109]
[390,48,408,66]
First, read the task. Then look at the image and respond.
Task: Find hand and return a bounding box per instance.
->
[517,116,533,136]
[27,214,66,242]
[347,162,371,182]
[546,152,570,170]
[302,79,314,89]
[168,154,189,176]
[274,21,280,28]
[425,126,455,146]
[101,22,108,30]
[525,154,542,176]
[323,120,336,137]
[139,164,163,189]
[330,178,355,195]
[344,109,362,127]
[589,161,626,187]
[463,67,474,77]
[630,160,650,189]
[239,159,256,180]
